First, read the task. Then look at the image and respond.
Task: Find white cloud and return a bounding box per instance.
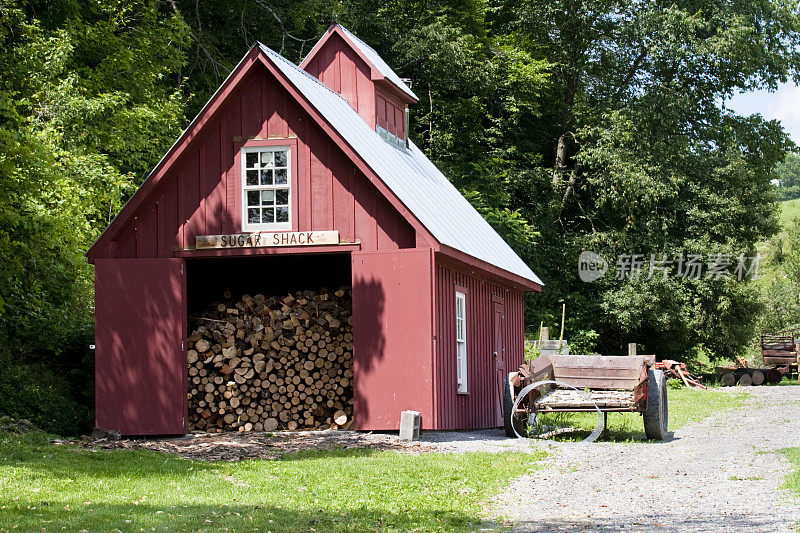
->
[727,82,800,144]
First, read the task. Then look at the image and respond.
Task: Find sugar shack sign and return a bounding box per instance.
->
[196,231,340,249]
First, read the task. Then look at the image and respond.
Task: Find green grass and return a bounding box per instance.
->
[781,447,800,496]
[780,198,800,228]
[532,387,749,442]
[0,432,544,532]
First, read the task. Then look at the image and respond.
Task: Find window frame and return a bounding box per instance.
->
[239,143,293,232]
[455,289,468,394]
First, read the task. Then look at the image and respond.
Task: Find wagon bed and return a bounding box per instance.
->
[534,389,638,412]
[505,353,669,441]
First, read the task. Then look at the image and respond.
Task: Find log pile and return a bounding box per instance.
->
[186,287,354,432]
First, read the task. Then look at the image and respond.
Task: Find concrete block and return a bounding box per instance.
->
[399,410,421,441]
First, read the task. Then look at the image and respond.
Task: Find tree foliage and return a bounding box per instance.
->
[2,0,800,433]
[0,0,189,432]
[776,152,800,199]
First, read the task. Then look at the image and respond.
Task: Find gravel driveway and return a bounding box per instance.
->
[488,386,800,532]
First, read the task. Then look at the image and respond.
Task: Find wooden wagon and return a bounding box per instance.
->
[504,354,669,441]
[758,327,800,378]
[713,327,800,387]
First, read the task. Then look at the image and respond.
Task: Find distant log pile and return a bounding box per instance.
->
[186,287,354,432]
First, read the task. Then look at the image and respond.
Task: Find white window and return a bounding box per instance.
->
[242,146,291,231]
[455,291,467,393]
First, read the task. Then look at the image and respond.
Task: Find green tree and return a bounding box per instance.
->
[170,0,342,116]
[776,151,800,200]
[340,0,549,255]
[489,0,799,360]
[0,0,190,432]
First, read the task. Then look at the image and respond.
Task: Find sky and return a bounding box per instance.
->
[727,82,800,145]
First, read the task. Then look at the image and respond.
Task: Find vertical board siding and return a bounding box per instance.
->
[96,62,415,259]
[241,78,262,137]
[376,88,405,138]
[94,258,186,435]
[434,263,525,430]
[222,99,240,216]
[203,124,224,236]
[303,33,375,127]
[351,249,434,430]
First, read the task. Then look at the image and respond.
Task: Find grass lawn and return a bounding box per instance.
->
[781,198,800,228]
[533,386,750,442]
[0,432,544,532]
[781,447,800,496]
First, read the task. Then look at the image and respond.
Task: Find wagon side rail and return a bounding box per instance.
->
[761,333,796,354]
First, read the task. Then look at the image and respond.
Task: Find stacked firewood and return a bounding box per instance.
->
[186,287,354,432]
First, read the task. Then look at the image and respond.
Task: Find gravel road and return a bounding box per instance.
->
[488,386,800,532]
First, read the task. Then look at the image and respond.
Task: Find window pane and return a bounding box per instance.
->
[276,189,289,204]
[247,191,260,207]
[275,168,287,184]
[262,207,275,223]
[261,190,275,205]
[276,206,289,223]
[247,209,260,224]
[245,152,259,167]
[274,150,287,167]
[260,151,273,168]
[246,170,259,186]
[260,169,273,185]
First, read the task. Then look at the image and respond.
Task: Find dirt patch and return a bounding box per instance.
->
[80,430,434,462]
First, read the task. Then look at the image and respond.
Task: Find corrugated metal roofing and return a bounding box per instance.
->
[260,43,542,286]
[335,25,419,102]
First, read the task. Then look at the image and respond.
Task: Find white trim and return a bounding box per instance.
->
[241,145,292,232]
[455,291,467,393]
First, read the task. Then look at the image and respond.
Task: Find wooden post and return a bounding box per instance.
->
[628,343,637,356]
[541,327,550,342]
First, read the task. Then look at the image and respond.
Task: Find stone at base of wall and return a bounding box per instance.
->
[399,410,421,441]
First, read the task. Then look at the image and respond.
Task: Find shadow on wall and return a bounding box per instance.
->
[98,259,184,435]
[351,275,386,427]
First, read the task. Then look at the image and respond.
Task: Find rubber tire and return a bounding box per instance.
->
[644,368,669,441]
[504,372,527,438]
[767,368,782,384]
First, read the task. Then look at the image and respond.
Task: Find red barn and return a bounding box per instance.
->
[87,24,542,435]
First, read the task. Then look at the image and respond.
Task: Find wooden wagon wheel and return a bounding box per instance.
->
[504,373,528,438]
[509,379,605,443]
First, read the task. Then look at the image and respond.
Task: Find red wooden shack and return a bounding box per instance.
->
[87,24,543,435]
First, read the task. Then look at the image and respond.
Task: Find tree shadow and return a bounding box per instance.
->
[350,275,386,428]
[528,412,676,443]
[0,501,489,532]
[0,435,497,531]
[510,512,791,532]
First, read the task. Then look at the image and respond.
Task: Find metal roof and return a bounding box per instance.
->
[260,44,542,287]
[334,25,418,102]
